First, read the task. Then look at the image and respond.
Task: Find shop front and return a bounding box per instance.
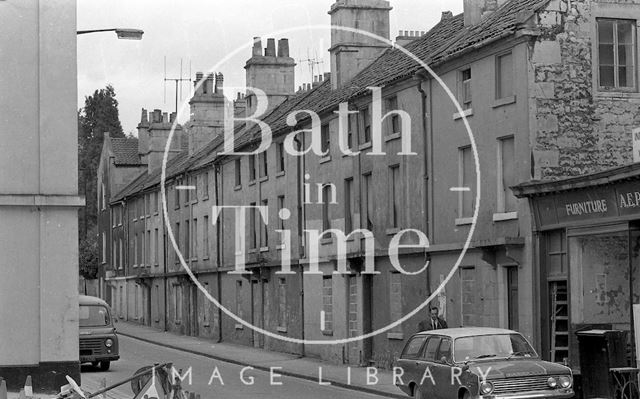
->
[513,165,640,373]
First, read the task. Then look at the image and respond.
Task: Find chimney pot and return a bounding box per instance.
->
[170,112,176,123]
[277,38,290,57]
[252,37,262,56]
[441,11,454,20]
[153,109,162,123]
[162,112,169,124]
[141,108,148,124]
[265,38,276,57]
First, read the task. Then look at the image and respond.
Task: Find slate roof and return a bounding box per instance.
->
[112,0,551,202]
[110,137,144,166]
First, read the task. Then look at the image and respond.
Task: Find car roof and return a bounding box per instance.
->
[414,327,518,339]
[79,295,109,306]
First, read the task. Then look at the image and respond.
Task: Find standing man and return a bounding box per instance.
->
[418,306,448,331]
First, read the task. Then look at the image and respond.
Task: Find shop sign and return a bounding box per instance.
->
[533,181,640,227]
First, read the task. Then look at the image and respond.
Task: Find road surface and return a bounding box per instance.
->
[80,335,391,399]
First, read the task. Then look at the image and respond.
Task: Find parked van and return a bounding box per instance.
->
[79,295,119,371]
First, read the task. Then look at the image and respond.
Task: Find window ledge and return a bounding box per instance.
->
[248,248,257,254]
[276,171,285,177]
[386,227,401,236]
[455,217,474,226]
[385,132,402,142]
[595,90,640,98]
[235,324,244,330]
[203,196,209,201]
[174,320,181,325]
[276,244,285,250]
[319,156,332,164]
[259,176,269,183]
[248,180,256,187]
[493,95,516,108]
[358,142,372,151]
[493,212,518,222]
[154,263,159,267]
[133,218,138,222]
[387,332,404,340]
[203,322,211,328]
[277,326,288,333]
[322,330,334,336]
[259,246,269,253]
[234,185,242,191]
[191,200,198,205]
[453,108,473,120]
[203,256,210,261]
[190,257,198,262]
[320,237,333,245]
[153,212,158,217]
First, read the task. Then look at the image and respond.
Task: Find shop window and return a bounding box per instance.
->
[597,19,636,91]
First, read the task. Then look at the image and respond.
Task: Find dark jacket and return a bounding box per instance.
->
[418,317,448,331]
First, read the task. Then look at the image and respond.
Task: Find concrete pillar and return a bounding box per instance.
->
[0,0,83,392]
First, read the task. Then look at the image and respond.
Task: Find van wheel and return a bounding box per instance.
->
[99,361,110,371]
[91,361,99,368]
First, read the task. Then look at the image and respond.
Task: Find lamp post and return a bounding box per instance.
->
[77,28,144,40]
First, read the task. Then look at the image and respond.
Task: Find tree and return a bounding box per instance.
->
[78,85,125,240]
[79,226,99,280]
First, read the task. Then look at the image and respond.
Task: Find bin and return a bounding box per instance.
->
[576,329,627,398]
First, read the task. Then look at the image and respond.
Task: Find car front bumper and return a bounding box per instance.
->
[479,389,574,399]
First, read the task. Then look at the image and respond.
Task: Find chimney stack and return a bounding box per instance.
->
[464,0,498,26]
[329,0,392,89]
[441,11,453,20]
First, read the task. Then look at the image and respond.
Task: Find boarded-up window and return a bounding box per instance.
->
[322,277,333,334]
[390,165,401,228]
[278,278,287,329]
[458,146,476,218]
[460,267,476,326]
[390,272,403,334]
[496,52,513,99]
[498,137,517,213]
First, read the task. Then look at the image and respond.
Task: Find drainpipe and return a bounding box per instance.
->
[163,193,168,332]
[214,163,224,343]
[415,71,432,299]
[293,132,306,356]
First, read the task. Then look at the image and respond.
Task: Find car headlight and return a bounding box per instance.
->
[105,338,113,348]
[547,377,558,388]
[558,376,572,389]
[480,381,494,395]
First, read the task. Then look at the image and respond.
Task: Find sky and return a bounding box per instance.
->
[77,0,464,135]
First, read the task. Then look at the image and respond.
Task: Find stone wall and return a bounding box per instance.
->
[531,0,640,180]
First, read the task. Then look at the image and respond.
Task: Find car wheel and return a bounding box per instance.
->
[91,361,99,368]
[99,361,110,371]
[414,385,427,399]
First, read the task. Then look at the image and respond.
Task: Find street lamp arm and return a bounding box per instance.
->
[77,28,144,40]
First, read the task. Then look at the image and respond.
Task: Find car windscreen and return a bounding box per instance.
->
[454,333,537,362]
[79,305,110,327]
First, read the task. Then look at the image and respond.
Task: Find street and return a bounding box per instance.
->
[80,335,391,399]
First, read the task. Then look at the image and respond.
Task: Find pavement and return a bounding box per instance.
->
[115,321,405,399]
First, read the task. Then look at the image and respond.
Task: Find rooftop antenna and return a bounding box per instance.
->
[164,56,191,115]
[298,48,324,84]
